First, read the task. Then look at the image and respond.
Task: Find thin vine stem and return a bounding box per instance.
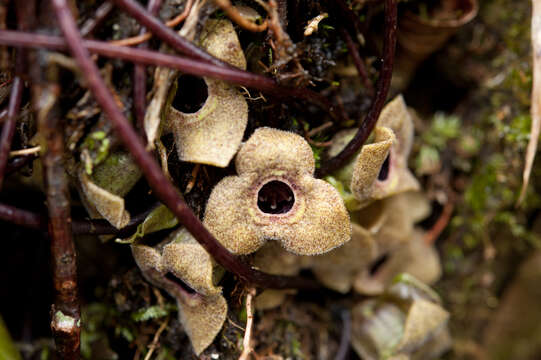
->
[35,68,80,360]
[111,0,232,67]
[0,201,158,236]
[340,27,374,94]
[80,1,114,38]
[0,0,29,190]
[0,108,7,124]
[6,154,36,174]
[0,202,45,230]
[0,75,23,189]
[334,309,352,360]
[134,0,163,138]
[316,0,397,177]
[0,30,337,118]
[111,0,344,121]
[329,0,364,36]
[51,0,319,290]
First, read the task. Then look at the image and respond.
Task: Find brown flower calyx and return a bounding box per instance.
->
[204,127,351,255]
[328,95,420,209]
[163,18,249,167]
[131,228,227,355]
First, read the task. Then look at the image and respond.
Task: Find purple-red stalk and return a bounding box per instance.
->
[0,75,23,189]
[134,0,163,138]
[316,0,397,177]
[51,0,318,290]
[0,30,337,118]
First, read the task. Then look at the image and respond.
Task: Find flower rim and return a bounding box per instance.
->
[248,174,306,225]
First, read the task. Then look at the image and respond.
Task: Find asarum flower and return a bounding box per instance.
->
[250,191,438,297]
[328,95,420,209]
[353,230,442,295]
[306,223,376,293]
[163,19,249,167]
[131,229,227,355]
[204,127,351,255]
[351,192,439,295]
[356,191,431,256]
[351,275,451,360]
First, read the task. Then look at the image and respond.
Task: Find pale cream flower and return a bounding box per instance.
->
[131,229,227,355]
[328,95,420,209]
[204,127,351,255]
[164,19,248,167]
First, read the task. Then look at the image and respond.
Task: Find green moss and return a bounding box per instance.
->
[81,131,114,174]
[422,113,461,149]
[131,304,176,322]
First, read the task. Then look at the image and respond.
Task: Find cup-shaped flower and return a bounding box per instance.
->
[328,95,420,209]
[309,191,433,295]
[164,19,248,167]
[204,127,351,255]
[354,230,442,296]
[308,223,377,293]
[357,191,431,256]
[131,229,227,355]
[351,276,451,360]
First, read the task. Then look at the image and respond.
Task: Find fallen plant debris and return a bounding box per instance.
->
[0,0,541,359]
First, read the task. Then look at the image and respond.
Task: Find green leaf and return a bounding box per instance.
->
[116,204,178,244]
[0,315,22,360]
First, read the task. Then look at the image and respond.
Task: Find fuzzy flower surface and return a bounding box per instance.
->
[204,127,351,255]
[165,19,248,167]
[131,228,227,355]
[329,95,419,209]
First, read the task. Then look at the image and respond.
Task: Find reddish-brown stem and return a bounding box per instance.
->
[424,193,455,245]
[80,1,115,38]
[0,75,23,189]
[215,0,268,32]
[0,1,30,189]
[6,154,36,174]
[51,0,318,290]
[111,0,230,67]
[134,0,163,139]
[0,108,7,124]
[0,202,45,229]
[0,201,157,236]
[335,309,352,360]
[340,27,374,94]
[29,0,80,351]
[110,0,344,121]
[0,30,336,116]
[316,0,397,177]
[329,0,364,37]
[36,80,80,359]
[70,202,158,236]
